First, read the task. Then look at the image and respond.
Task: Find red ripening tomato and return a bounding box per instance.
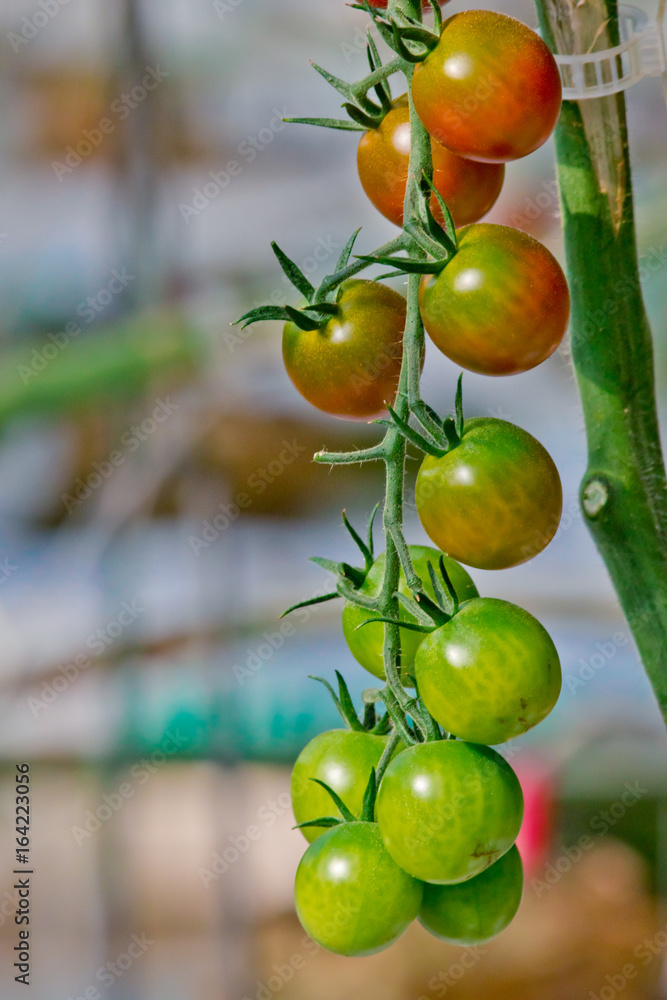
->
[419,223,570,376]
[282,280,406,421]
[412,10,562,162]
[357,95,505,229]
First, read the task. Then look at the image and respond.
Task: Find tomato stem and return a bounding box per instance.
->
[535,0,667,724]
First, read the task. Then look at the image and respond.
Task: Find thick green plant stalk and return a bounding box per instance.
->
[536,0,667,721]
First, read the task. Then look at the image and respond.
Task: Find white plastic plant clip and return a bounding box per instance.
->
[553,4,667,99]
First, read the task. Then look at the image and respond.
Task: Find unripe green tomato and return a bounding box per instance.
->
[294,821,422,956]
[341,546,478,681]
[291,729,398,843]
[419,844,523,945]
[376,740,523,884]
[415,417,562,570]
[415,597,561,745]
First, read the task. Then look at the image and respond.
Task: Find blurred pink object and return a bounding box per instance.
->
[513,757,557,876]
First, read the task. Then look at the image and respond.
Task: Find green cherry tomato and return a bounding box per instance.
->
[357,95,505,230]
[291,730,398,843]
[415,417,562,570]
[376,740,523,884]
[282,279,406,421]
[420,844,523,945]
[419,224,570,376]
[341,546,478,681]
[415,598,561,745]
[412,10,562,163]
[294,821,422,956]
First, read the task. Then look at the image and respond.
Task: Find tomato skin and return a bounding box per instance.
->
[412,10,562,163]
[341,546,478,681]
[294,821,422,956]
[415,417,562,570]
[420,844,523,944]
[376,740,523,884]
[357,96,504,229]
[282,280,405,421]
[415,598,561,744]
[419,224,569,376]
[291,730,399,843]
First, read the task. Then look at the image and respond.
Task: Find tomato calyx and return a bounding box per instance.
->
[379,372,465,459]
[308,670,392,736]
[355,0,441,64]
[293,768,379,833]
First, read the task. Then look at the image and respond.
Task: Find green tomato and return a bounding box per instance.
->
[415,417,562,570]
[415,597,561,745]
[291,730,396,843]
[341,546,478,681]
[420,844,523,945]
[294,821,422,956]
[376,740,523,884]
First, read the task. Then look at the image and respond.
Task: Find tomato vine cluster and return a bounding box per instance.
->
[237,0,567,958]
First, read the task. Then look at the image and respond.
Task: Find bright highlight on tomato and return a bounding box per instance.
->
[419,844,523,944]
[415,597,562,744]
[412,10,562,162]
[415,417,563,570]
[342,545,478,681]
[294,822,422,956]
[376,740,523,884]
[419,223,570,376]
[291,730,398,843]
[282,280,406,421]
[357,96,504,229]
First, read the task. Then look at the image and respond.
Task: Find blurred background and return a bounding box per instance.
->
[1,0,667,996]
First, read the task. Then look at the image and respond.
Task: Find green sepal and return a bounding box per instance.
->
[438,555,460,615]
[308,674,365,732]
[390,19,430,63]
[283,116,366,132]
[454,373,464,438]
[355,253,444,275]
[343,102,384,130]
[271,241,315,300]
[366,32,392,112]
[380,687,419,745]
[342,509,374,571]
[421,172,457,250]
[363,700,377,730]
[371,712,392,736]
[442,415,461,450]
[396,590,450,628]
[427,0,443,36]
[310,556,367,589]
[375,404,447,457]
[293,817,343,830]
[334,229,363,275]
[355,614,433,635]
[280,591,338,619]
[360,768,377,822]
[310,779,357,822]
[426,559,452,615]
[303,302,339,316]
